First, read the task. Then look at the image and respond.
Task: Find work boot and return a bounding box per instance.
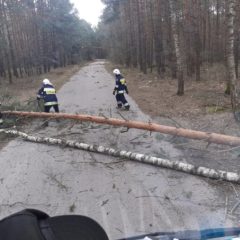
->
[116,105,122,109]
[124,105,130,111]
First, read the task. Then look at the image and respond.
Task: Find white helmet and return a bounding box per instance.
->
[113,69,120,75]
[43,79,51,85]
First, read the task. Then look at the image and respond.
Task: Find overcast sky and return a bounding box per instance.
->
[70,0,105,26]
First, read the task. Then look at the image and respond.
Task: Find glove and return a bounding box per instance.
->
[126,89,129,94]
[37,97,40,101]
[112,90,116,95]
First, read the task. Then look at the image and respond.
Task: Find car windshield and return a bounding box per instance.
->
[0,0,240,239]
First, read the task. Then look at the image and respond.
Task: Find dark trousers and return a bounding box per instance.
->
[44,104,59,113]
[116,93,129,108]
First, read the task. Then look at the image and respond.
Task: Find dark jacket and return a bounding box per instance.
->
[37,84,58,106]
[114,74,128,94]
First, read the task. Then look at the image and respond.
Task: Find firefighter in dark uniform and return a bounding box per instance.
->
[112,69,130,110]
[37,79,59,113]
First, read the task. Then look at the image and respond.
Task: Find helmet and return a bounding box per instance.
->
[43,79,51,85]
[113,69,120,75]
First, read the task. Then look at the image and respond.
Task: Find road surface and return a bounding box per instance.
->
[0,61,236,239]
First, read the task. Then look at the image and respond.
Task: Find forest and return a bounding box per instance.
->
[1,0,240,115]
[98,0,240,116]
[0,0,96,83]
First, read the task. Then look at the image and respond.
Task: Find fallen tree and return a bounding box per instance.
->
[3,111,240,146]
[1,129,240,184]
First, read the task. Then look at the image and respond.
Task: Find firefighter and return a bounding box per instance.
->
[37,79,59,113]
[112,69,130,110]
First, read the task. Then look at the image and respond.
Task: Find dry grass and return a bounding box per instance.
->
[0,63,87,107]
[106,62,232,118]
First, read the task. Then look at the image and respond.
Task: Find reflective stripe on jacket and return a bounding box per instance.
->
[114,74,128,94]
[38,84,58,106]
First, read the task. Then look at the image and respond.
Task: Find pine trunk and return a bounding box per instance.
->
[226,0,240,120]
[3,110,240,146]
[169,0,184,95]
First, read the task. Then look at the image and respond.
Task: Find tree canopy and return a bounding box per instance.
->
[0,0,96,83]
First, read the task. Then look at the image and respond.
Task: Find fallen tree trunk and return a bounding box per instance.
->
[1,129,240,184]
[3,111,240,146]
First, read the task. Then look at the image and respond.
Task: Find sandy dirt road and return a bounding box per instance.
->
[0,61,237,239]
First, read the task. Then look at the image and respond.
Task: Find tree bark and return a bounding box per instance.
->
[169,0,184,95]
[137,0,147,74]
[3,1,18,79]
[226,0,240,120]
[1,129,240,184]
[234,32,239,78]
[3,111,240,146]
